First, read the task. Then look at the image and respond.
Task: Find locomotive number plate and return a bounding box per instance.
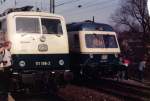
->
[101,55,108,60]
[35,61,51,66]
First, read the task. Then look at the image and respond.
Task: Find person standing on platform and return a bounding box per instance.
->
[0,40,12,101]
[138,58,146,82]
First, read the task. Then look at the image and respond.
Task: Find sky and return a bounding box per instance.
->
[148,0,150,14]
[0,0,120,24]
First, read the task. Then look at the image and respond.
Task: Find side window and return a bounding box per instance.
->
[0,19,7,32]
[0,21,5,45]
[2,19,7,32]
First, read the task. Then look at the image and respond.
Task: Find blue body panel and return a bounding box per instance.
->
[11,54,70,70]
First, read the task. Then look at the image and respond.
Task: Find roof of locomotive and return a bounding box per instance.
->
[67,21,114,32]
[7,11,63,18]
[0,6,64,19]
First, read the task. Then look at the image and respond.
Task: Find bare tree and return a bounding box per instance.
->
[112,0,150,54]
[112,6,139,32]
[112,0,150,33]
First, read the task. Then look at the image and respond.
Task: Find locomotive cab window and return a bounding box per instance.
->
[16,17,40,33]
[85,34,118,48]
[85,34,105,48]
[41,18,63,34]
[103,35,118,48]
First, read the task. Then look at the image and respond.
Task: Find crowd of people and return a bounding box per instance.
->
[118,52,147,82]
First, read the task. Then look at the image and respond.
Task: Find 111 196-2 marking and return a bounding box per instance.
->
[35,61,51,66]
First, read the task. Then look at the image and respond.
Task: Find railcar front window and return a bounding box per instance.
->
[41,18,63,34]
[85,34,118,48]
[86,34,105,48]
[103,35,118,48]
[16,18,40,33]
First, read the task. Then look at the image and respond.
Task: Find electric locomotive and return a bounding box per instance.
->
[0,6,70,92]
[67,21,121,79]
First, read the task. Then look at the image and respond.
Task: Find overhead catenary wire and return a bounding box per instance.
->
[57,0,115,14]
[0,0,46,12]
[72,1,119,17]
[55,0,64,4]
[55,0,82,7]
[0,0,9,13]
[39,0,81,9]
[0,0,6,5]
[0,0,119,18]
[58,0,117,14]
[40,0,82,12]
[65,1,118,23]
[56,0,98,13]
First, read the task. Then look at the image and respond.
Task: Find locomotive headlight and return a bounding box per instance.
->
[89,54,94,59]
[59,59,64,66]
[40,35,46,42]
[19,60,26,67]
[115,54,118,58]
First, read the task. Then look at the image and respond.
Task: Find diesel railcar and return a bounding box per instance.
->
[67,21,122,79]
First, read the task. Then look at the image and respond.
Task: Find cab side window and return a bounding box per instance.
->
[1,19,7,33]
[0,21,6,44]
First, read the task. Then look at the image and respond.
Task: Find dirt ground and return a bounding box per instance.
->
[58,85,122,101]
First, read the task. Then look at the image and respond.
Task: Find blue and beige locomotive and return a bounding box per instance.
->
[67,21,121,79]
[0,6,70,92]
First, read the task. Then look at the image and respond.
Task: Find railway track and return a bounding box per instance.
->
[11,93,65,101]
[9,78,150,101]
[74,78,150,101]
